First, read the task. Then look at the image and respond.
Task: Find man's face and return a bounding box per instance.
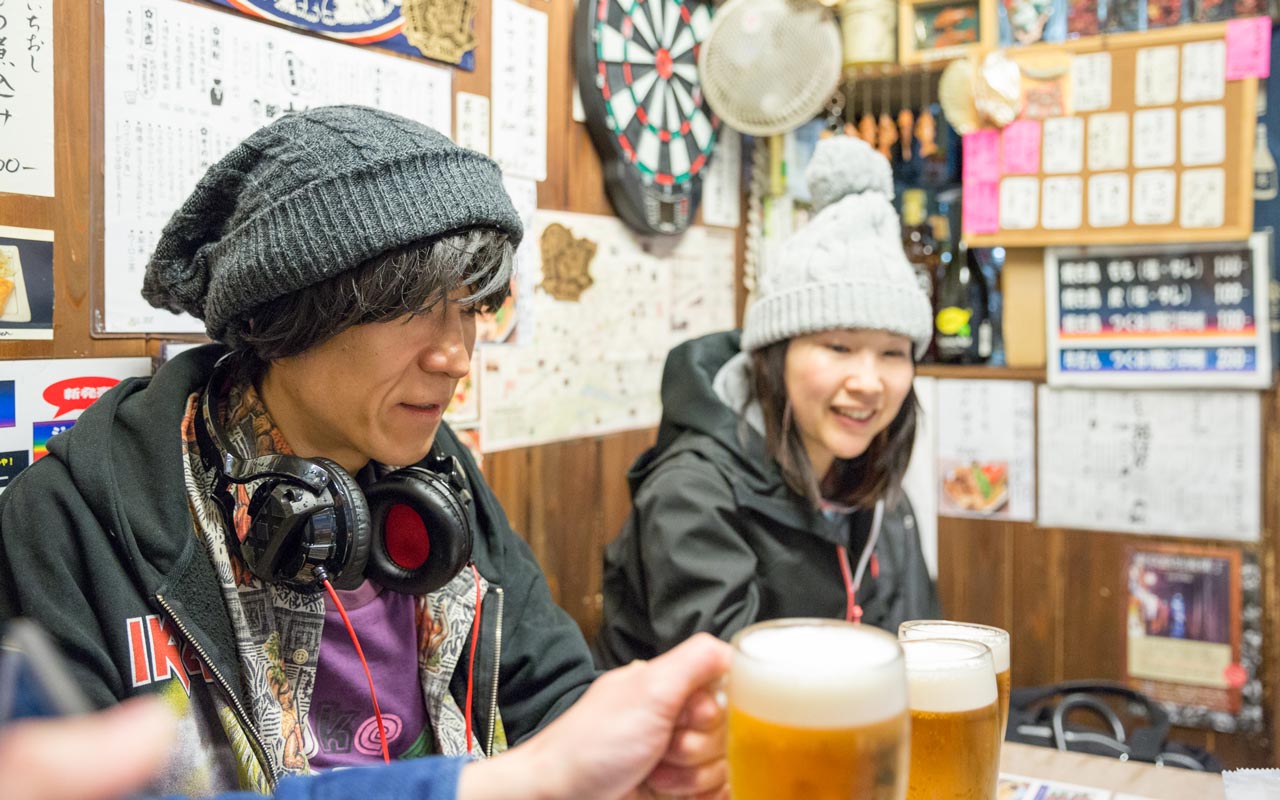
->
[259,288,477,473]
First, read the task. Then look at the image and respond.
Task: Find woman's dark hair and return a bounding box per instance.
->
[223,228,514,380]
[749,339,918,509]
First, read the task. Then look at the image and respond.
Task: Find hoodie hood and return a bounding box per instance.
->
[47,344,227,593]
[637,331,781,495]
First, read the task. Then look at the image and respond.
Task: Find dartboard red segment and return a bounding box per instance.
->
[575,0,721,234]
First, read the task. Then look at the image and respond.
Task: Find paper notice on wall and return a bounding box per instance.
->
[999,178,1039,230]
[479,212,734,451]
[935,380,1035,522]
[0,0,54,197]
[1037,386,1261,539]
[1041,176,1083,230]
[1181,39,1226,103]
[101,0,452,334]
[1136,46,1180,106]
[701,128,742,228]
[1087,173,1129,228]
[1132,108,1176,169]
[455,92,491,156]
[491,0,548,182]
[1071,52,1112,112]
[0,357,153,493]
[1042,116,1084,174]
[901,376,938,578]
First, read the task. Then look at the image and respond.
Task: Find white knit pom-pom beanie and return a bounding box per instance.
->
[741,136,933,358]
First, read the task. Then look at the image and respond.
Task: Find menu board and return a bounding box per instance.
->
[1045,232,1272,387]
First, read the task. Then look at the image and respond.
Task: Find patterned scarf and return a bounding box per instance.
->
[177,371,500,791]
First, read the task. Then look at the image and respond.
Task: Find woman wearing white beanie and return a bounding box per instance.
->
[596,136,939,667]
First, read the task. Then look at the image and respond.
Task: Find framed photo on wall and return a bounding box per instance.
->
[899,0,996,63]
[1124,544,1263,733]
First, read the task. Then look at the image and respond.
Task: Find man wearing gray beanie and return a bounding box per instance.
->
[0,105,729,800]
[599,135,939,669]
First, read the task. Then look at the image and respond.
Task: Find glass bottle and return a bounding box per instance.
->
[901,189,940,306]
[933,238,992,364]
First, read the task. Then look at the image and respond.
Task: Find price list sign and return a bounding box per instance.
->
[1045,232,1272,388]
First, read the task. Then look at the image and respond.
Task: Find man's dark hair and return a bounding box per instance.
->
[223,228,514,380]
[748,340,918,509]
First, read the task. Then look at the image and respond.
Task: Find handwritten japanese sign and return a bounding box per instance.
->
[0,0,53,196]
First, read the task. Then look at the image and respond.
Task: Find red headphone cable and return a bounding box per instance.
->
[318,569,391,764]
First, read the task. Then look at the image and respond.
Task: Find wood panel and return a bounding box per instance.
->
[938,515,1277,768]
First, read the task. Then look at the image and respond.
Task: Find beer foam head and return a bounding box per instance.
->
[730,620,906,728]
[899,620,1010,673]
[902,639,997,713]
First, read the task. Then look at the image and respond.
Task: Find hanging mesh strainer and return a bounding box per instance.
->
[698,0,842,137]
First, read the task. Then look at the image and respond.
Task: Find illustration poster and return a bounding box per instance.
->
[208,0,477,70]
[101,0,452,334]
[935,380,1036,521]
[0,226,54,341]
[0,358,153,493]
[1125,544,1262,731]
[478,212,735,451]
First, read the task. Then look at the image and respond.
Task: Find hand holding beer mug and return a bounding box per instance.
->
[900,639,1001,800]
[727,619,909,800]
[899,620,1011,736]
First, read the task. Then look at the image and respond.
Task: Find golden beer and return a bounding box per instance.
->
[901,639,1000,800]
[899,620,1011,735]
[728,619,909,800]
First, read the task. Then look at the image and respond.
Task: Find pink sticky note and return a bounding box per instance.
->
[962,180,999,234]
[1001,120,1042,175]
[962,131,1001,183]
[1226,16,1272,79]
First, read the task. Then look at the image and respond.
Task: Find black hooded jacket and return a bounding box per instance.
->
[0,345,596,785]
[596,331,940,668]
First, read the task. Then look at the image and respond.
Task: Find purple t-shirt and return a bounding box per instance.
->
[308,581,430,769]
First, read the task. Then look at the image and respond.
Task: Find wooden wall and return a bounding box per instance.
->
[9,0,1278,772]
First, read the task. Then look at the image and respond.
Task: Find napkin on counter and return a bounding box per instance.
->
[1223,769,1280,800]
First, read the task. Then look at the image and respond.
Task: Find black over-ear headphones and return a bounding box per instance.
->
[193,360,474,595]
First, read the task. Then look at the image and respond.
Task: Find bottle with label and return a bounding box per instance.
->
[934,237,993,364]
[900,189,941,307]
[1255,120,1278,201]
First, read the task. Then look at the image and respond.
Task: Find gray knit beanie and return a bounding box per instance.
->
[740,136,933,358]
[142,105,522,341]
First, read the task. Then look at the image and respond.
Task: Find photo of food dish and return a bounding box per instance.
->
[0,245,31,324]
[940,459,1009,515]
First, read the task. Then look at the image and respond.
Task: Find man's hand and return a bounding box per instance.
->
[0,697,176,800]
[460,633,731,800]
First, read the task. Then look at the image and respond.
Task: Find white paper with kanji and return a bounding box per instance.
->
[101,0,452,334]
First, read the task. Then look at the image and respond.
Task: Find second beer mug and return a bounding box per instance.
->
[727,619,909,800]
[901,638,1001,800]
[899,619,1012,736]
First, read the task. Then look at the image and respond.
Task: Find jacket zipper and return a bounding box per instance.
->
[154,593,280,788]
[485,586,505,757]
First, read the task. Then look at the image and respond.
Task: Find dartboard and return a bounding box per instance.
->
[574,0,719,235]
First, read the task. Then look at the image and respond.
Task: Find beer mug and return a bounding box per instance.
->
[899,619,1011,736]
[900,638,1001,800]
[727,619,909,800]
